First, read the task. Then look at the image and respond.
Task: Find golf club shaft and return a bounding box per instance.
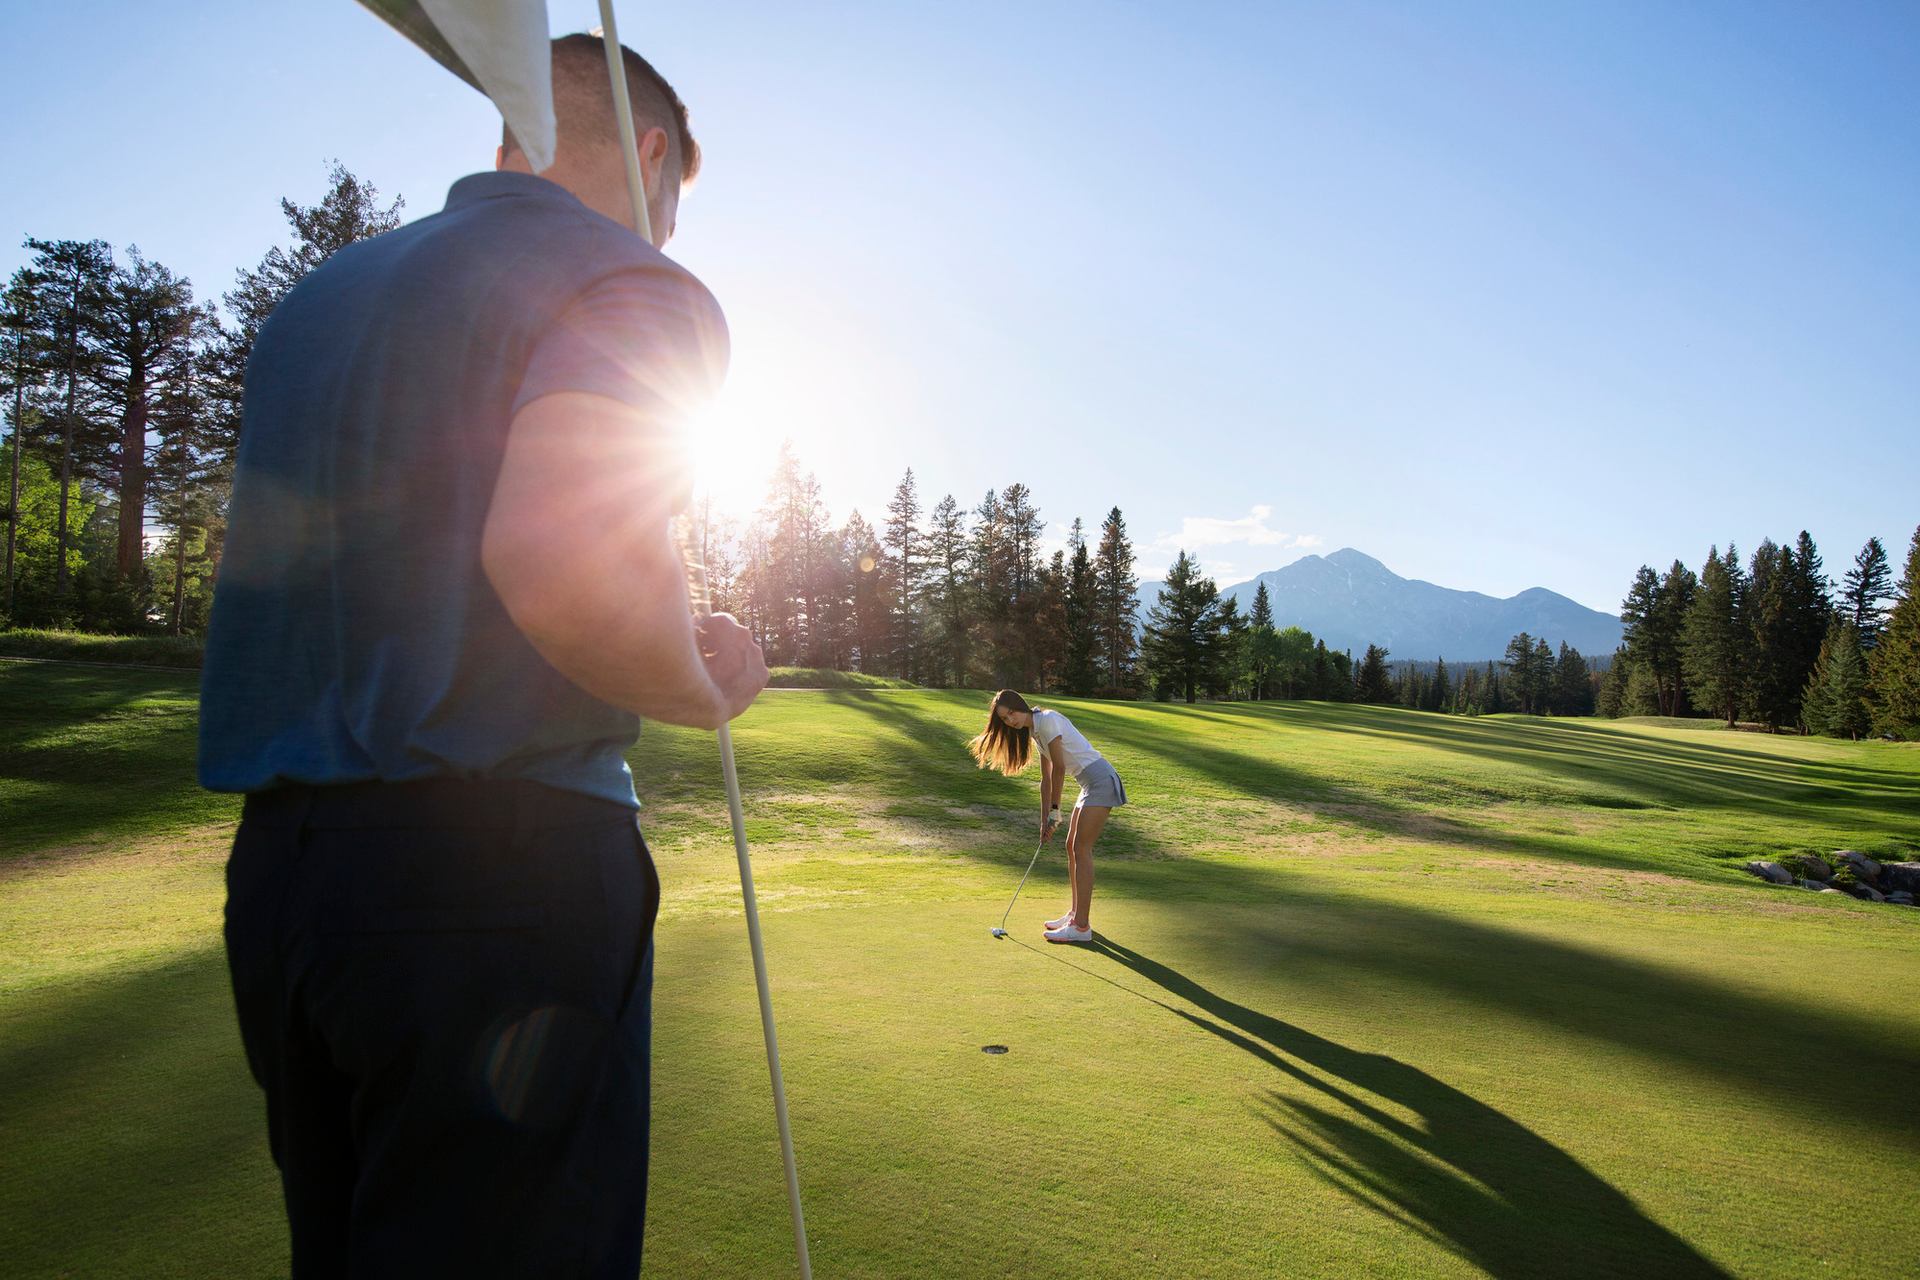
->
[718,720,812,1279]
[998,837,1049,933]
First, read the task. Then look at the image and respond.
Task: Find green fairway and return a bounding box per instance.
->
[3,661,1918,1278]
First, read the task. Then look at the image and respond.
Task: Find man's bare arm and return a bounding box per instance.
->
[481,391,758,728]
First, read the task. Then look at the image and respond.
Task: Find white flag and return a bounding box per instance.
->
[357,0,557,172]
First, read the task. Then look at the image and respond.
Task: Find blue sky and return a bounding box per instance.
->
[6,1,1916,613]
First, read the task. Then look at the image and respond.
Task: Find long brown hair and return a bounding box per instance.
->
[968,689,1035,775]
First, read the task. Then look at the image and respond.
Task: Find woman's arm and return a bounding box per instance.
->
[1048,738,1069,810]
[1039,754,1056,838]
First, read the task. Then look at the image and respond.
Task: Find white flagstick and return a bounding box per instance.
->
[593,10,810,1277]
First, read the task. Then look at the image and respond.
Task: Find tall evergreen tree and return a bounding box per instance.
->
[85,247,195,580]
[925,493,971,686]
[1503,633,1540,713]
[1140,550,1219,703]
[1354,643,1395,704]
[211,164,404,483]
[1595,648,1629,718]
[882,467,922,678]
[843,509,887,671]
[147,305,222,634]
[1210,594,1249,699]
[1842,536,1894,650]
[1784,531,1833,718]
[1681,545,1746,727]
[17,239,113,602]
[1092,506,1138,692]
[1061,517,1100,694]
[1431,657,1452,713]
[1803,618,1870,739]
[1745,539,1811,730]
[1621,563,1693,716]
[1247,581,1277,699]
[1868,525,1920,740]
[1552,643,1592,716]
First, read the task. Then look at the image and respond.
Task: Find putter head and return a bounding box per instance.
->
[990,928,1007,938]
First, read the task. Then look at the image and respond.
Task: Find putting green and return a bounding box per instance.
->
[3,664,1917,1277]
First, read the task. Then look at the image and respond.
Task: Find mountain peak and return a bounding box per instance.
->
[1324,547,1390,574]
[1204,548,1623,661]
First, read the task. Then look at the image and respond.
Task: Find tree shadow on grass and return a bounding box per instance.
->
[666,690,1920,1138]
[1049,934,1733,1279]
[0,948,285,1274]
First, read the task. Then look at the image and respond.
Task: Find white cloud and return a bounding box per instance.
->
[1149,506,1320,557]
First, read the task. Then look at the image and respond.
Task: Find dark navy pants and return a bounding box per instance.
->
[224,779,660,1278]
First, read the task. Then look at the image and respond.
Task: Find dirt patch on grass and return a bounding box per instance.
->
[1,823,233,885]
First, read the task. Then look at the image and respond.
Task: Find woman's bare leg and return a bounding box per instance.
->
[1061,806,1083,919]
[1070,805,1110,930]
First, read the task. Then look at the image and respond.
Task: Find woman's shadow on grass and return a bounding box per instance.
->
[1076,934,1731,1279]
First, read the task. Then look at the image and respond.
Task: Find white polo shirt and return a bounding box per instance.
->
[1031,709,1104,778]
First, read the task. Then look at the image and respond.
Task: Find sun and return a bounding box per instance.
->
[682,383,785,516]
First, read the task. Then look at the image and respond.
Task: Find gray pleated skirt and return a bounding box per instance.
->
[1074,758,1128,810]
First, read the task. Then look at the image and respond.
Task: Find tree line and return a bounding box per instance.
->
[1595,527,1920,739]
[1,164,403,633]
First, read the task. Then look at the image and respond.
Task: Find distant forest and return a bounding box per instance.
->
[1595,530,1920,740]
[6,164,1917,738]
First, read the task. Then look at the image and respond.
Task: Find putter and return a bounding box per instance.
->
[991,836,1050,937]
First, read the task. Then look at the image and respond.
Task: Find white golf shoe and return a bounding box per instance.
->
[1044,909,1075,930]
[1044,923,1092,944]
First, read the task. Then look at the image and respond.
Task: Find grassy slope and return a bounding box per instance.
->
[2,666,1918,1278]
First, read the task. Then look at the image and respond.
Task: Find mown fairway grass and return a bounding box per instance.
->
[3,660,1918,1278]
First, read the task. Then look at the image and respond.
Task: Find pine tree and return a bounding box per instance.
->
[17,239,113,603]
[220,163,405,365]
[1594,649,1626,717]
[1354,644,1394,704]
[1483,660,1508,714]
[1141,550,1220,703]
[146,305,222,634]
[1842,537,1894,650]
[1062,518,1100,694]
[1247,580,1277,699]
[1803,618,1870,739]
[1784,531,1833,725]
[1000,482,1045,687]
[1867,525,1920,740]
[85,248,196,582]
[843,510,887,670]
[1503,633,1537,713]
[1210,594,1248,699]
[1432,658,1452,714]
[1552,644,1592,716]
[1681,545,1746,727]
[1092,506,1138,692]
[1310,639,1332,700]
[1621,564,1693,716]
[210,163,404,487]
[925,493,970,686]
[1745,539,1800,730]
[882,467,922,678]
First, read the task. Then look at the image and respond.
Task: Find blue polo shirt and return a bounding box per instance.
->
[199,171,728,808]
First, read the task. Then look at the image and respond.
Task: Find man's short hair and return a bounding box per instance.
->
[504,34,702,184]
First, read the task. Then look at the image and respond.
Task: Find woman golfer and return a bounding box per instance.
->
[969,689,1126,943]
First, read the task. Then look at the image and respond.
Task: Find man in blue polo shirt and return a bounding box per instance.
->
[202,35,764,1277]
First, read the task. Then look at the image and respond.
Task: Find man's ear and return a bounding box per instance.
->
[640,126,671,195]
[495,145,508,171]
